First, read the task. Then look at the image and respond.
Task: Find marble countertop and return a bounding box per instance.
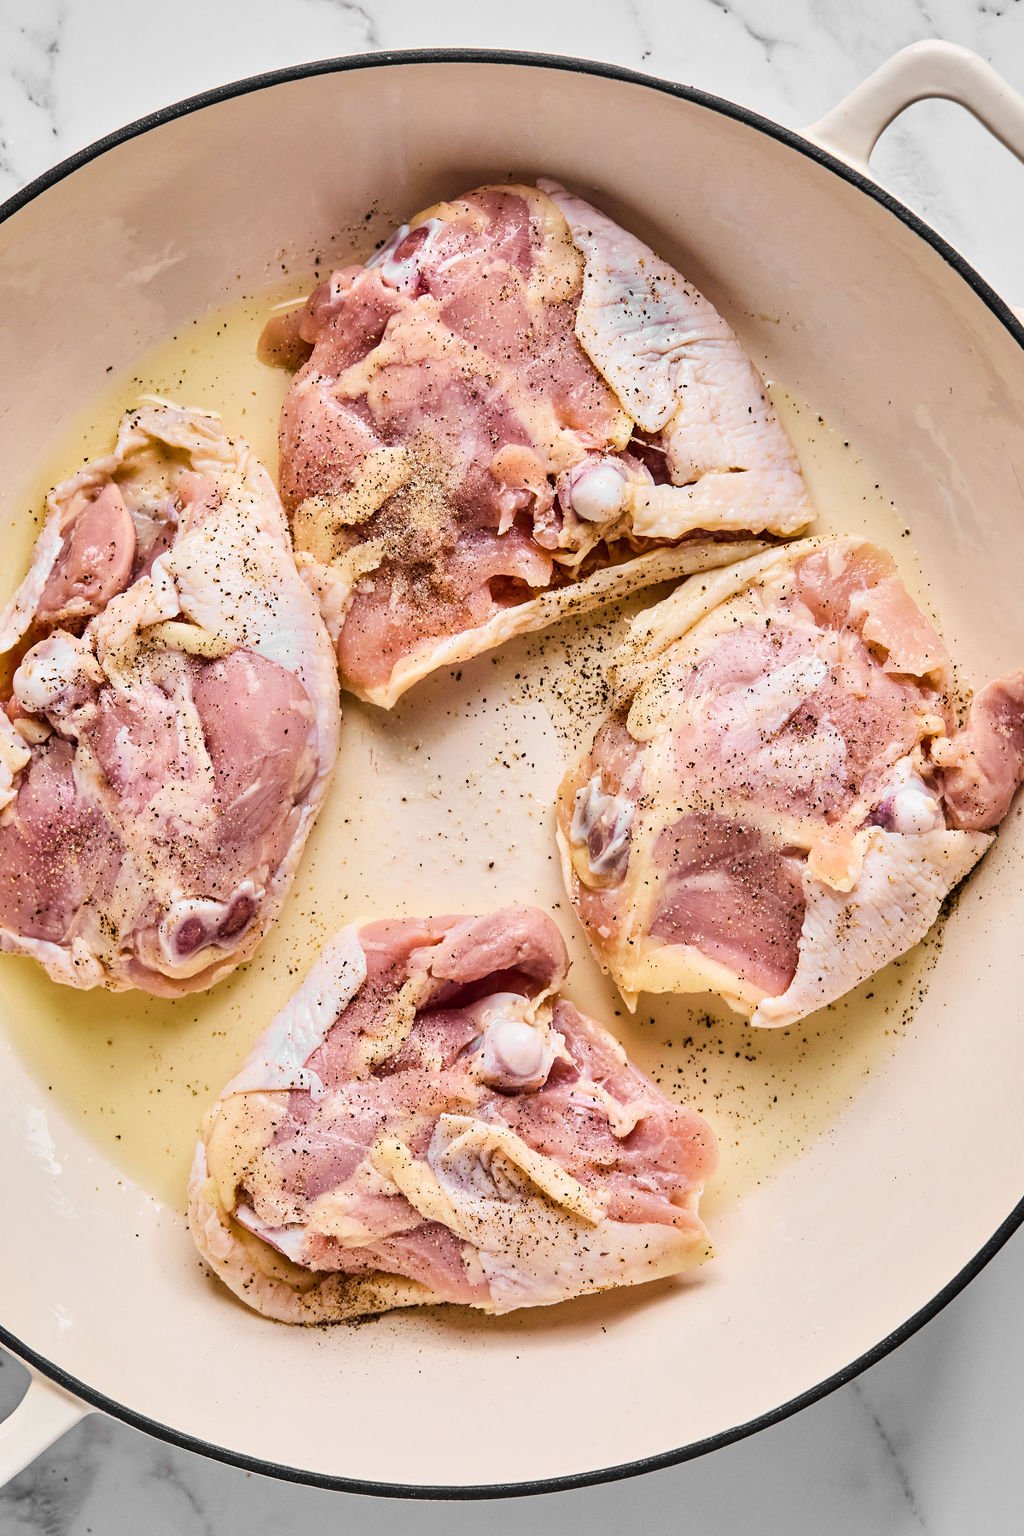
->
[1,0,1022,1530]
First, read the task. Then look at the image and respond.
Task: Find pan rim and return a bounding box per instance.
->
[1,44,1022,1501]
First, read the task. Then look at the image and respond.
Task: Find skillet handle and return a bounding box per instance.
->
[0,1370,90,1485]
[807,39,1024,170]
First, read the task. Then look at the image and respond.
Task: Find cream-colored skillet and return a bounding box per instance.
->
[0,39,1023,1497]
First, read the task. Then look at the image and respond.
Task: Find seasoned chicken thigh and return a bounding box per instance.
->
[189,907,716,1320]
[0,404,340,994]
[265,180,812,706]
[557,539,1024,1027]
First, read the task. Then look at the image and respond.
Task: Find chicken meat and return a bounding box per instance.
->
[188,906,716,1320]
[557,538,1024,1027]
[0,403,340,994]
[264,180,813,706]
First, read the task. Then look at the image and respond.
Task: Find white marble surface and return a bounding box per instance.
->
[1,0,1023,1529]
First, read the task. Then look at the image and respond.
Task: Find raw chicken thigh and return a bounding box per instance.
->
[265,179,812,706]
[0,404,340,994]
[557,538,1024,1027]
[189,906,716,1320]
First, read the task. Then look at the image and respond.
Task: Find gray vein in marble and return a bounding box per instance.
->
[851,1380,926,1532]
[305,0,381,48]
[148,1443,217,1536]
[0,0,66,198]
[1,1481,63,1536]
[7,1,64,130]
[622,0,653,62]
[1,1422,94,1536]
[705,0,784,57]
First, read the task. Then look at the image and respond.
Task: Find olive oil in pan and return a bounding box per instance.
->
[0,286,944,1216]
